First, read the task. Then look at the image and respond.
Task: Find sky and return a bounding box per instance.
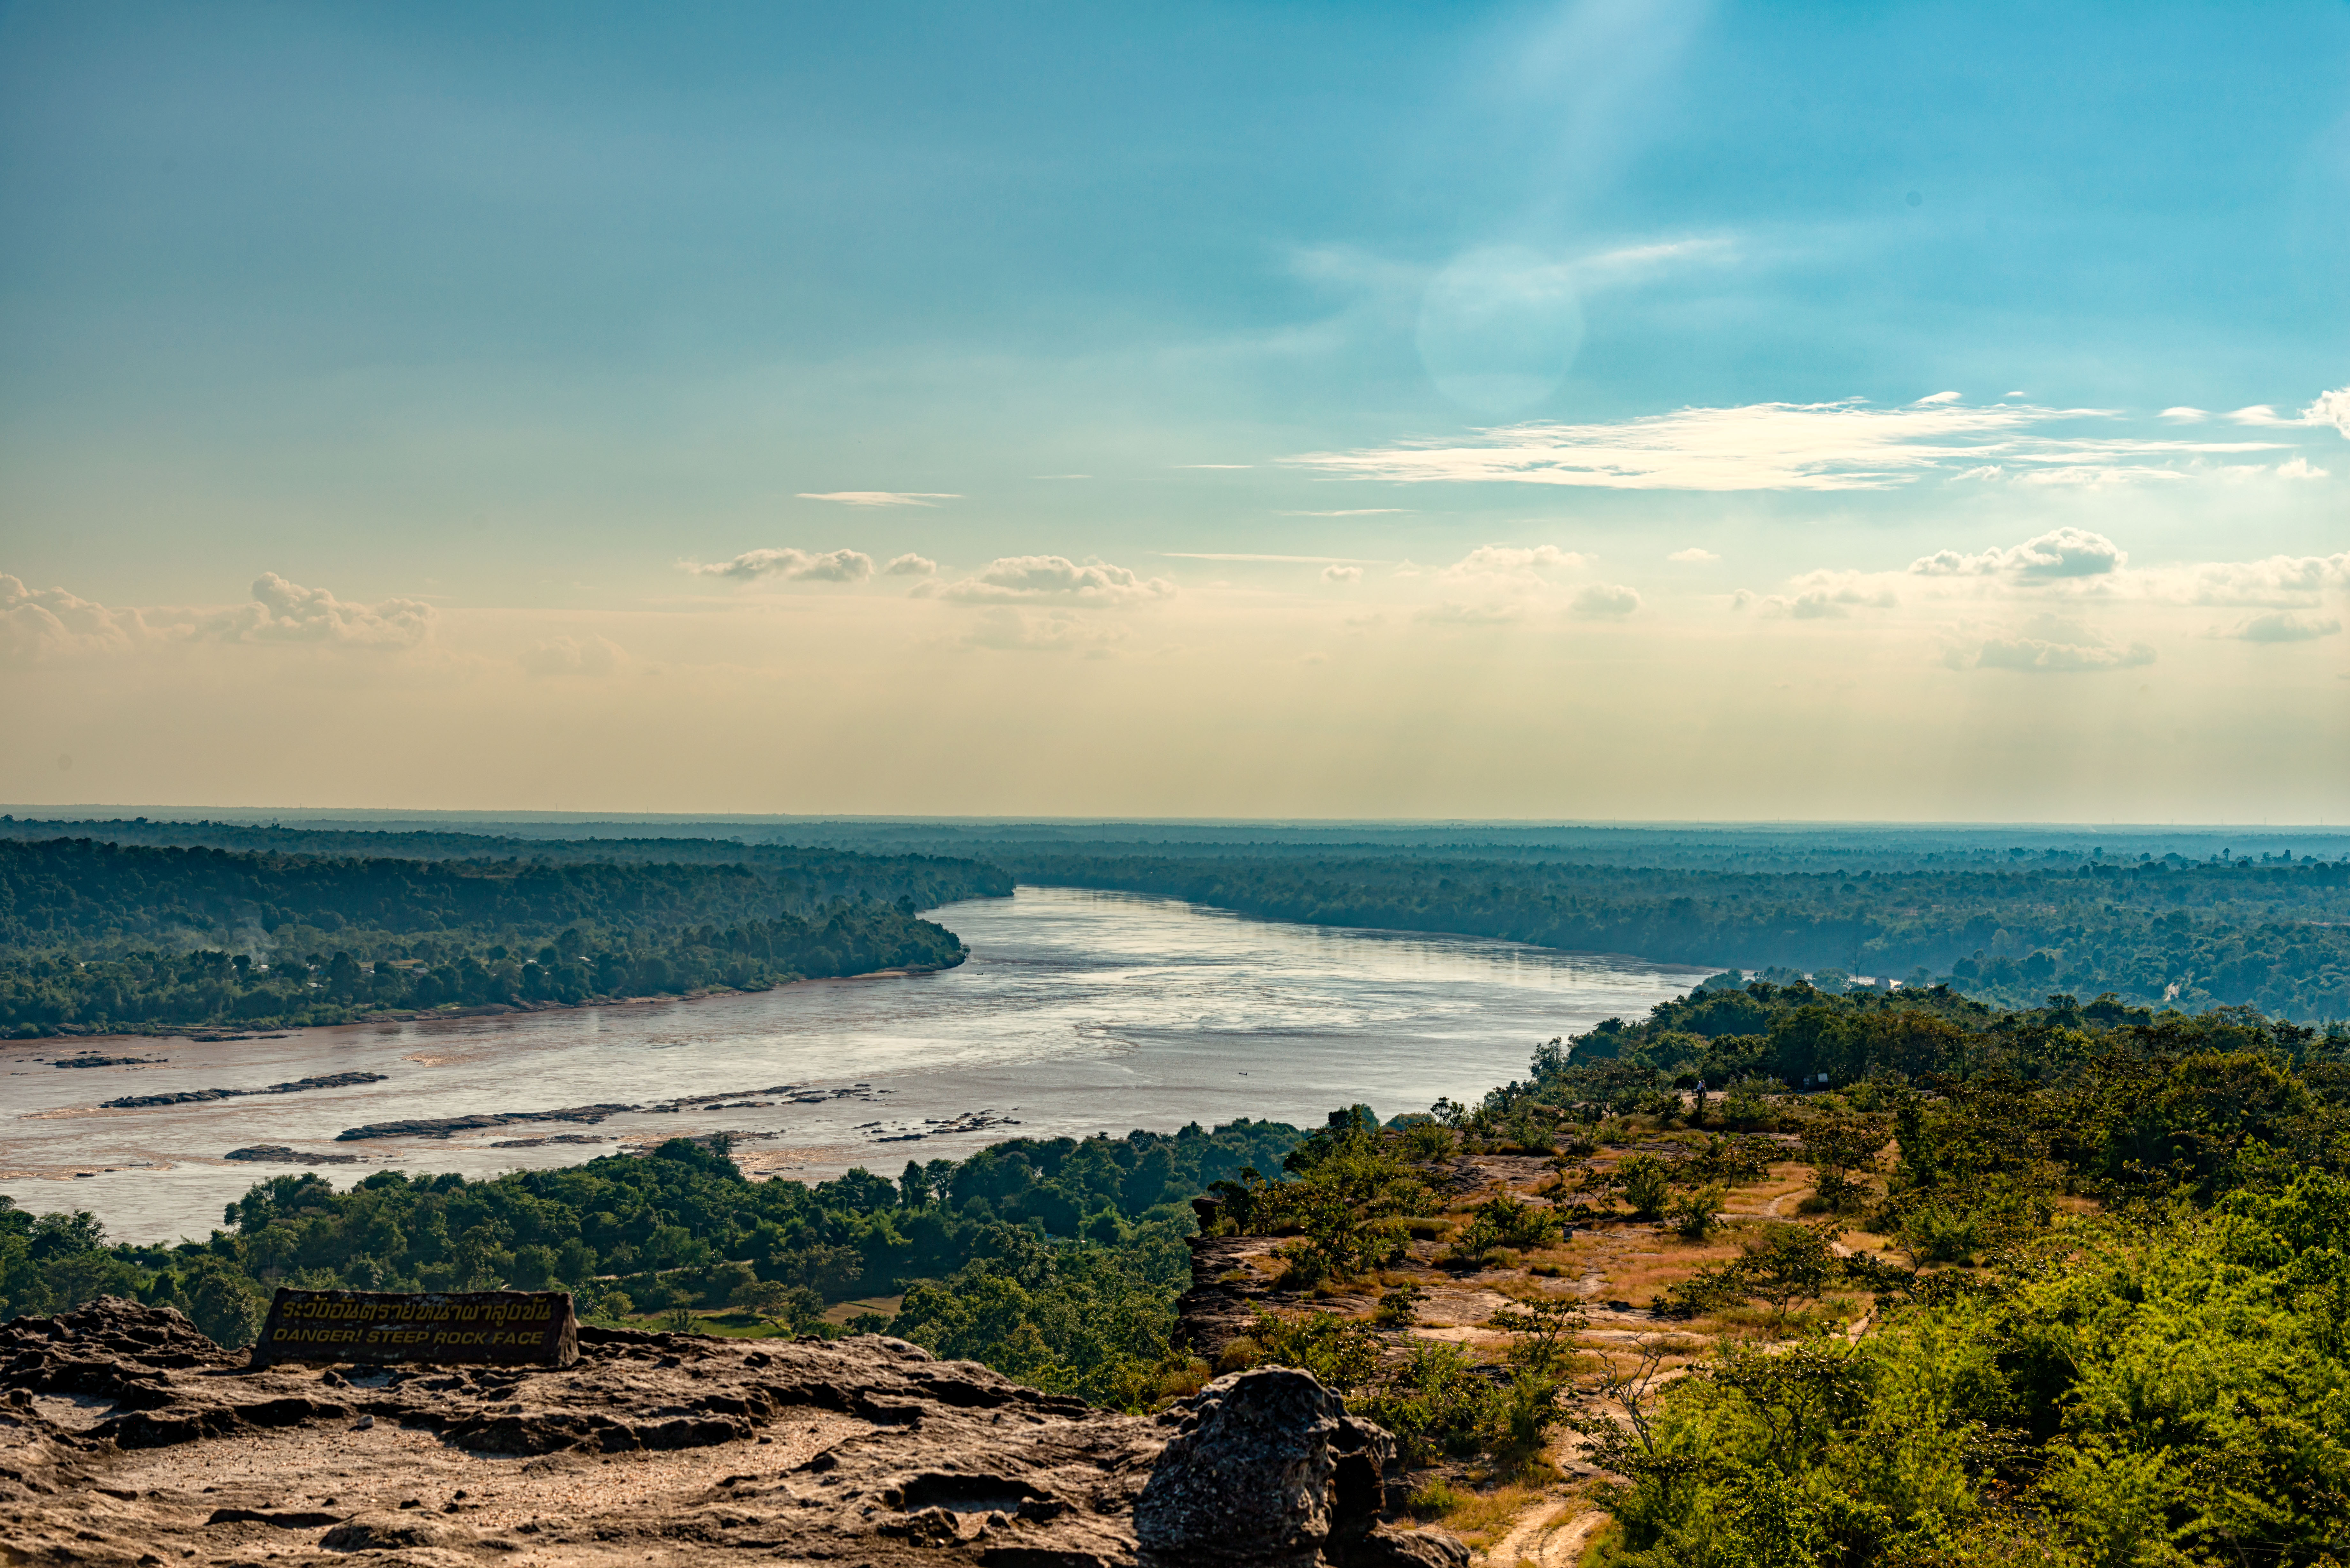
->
[2,0,2346,821]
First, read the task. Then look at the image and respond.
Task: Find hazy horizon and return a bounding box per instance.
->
[5,2,2345,819]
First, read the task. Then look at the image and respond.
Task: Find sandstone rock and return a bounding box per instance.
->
[2,1298,1468,1568]
[1135,1367,1399,1568]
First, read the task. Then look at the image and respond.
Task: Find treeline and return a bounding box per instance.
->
[0,903,963,1035]
[0,817,1012,914]
[0,835,1007,954]
[0,1116,1305,1409]
[1009,850,2350,1021]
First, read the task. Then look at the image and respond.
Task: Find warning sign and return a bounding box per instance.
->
[250,1288,578,1368]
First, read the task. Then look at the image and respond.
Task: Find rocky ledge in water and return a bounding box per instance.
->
[0,1298,1466,1568]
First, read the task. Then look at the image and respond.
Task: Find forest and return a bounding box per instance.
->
[0,837,976,1034]
[1006,847,2350,1021]
[7,977,2348,1566]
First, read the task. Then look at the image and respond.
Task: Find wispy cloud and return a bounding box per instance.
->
[1274,509,1412,516]
[1323,565,1363,584]
[1285,397,2299,492]
[797,491,960,507]
[682,548,874,583]
[1666,547,1718,563]
[1172,464,1254,470]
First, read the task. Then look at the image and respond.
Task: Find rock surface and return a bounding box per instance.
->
[0,1298,1467,1567]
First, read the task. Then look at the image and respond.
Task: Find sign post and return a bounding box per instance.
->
[249,1289,579,1368]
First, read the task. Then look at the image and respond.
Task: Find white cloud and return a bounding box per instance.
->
[1285,397,2298,492]
[224,573,435,645]
[683,548,875,583]
[797,491,959,507]
[2,572,432,663]
[2217,610,2342,644]
[2,573,147,663]
[2277,457,2330,480]
[1914,390,1963,405]
[930,555,1175,605]
[884,554,937,577]
[1173,464,1254,470]
[2306,386,2350,437]
[1275,509,1411,516]
[1416,601,1523,626]
[1323,565,1363,584]
[1733,570,1897,619]
[2150,552,2350,607]
[521,634,626,676]
[1948,616,2155,673]
[958,607,1127,655]
[1570,583,1642,619]
[2159,407,2208,423]
[1440,544,1591,581]
[1909,527,2125,581]
[1666,547,1718,563]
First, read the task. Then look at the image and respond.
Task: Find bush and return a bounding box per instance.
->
[1443,1195,1560,1270]
[1360,1339,1495,1465]
[1618,1155,1672,1220]
[1666,1184,1726,1241]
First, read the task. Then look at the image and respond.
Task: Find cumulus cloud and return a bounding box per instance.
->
[1909,527,2125,581]
[1286,397,2294,493]
[1666,547,1719,563]
[221,573,435,645]
[3,572,431,662]
[2,574,147,663]
[1733,571,1897,619]
[2149,552,2350,607]
[796,491,959,506]
[1570,583,1642,619]
[884,553,937,577]
[683,548,875,583]
[1440,544,1591,580]
[2276,457,2329,480]
[2307,386,2350,437]
[959,607,1126,655]
[521,634,626,676]
[1948,616,2155,674]
[930,555,1175,605]
[2218,610,2342,643]
[1323,565,1363,584]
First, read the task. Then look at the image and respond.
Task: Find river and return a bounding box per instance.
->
[1,887,1709,1242]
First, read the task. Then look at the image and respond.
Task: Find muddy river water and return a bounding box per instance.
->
[2,887,1708,1242]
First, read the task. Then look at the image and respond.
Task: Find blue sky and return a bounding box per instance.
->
[3,1,2346,817]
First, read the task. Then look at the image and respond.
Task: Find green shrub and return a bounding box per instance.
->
[1618,1155,1672,1220]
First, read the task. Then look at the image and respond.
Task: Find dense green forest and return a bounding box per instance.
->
[1008,849,2350,1021]
[0,838,980,1035]
[0,1117,1305,1410]
[9,976,2350,1564]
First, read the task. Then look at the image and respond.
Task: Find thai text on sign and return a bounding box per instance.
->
[250,1288,578,1368]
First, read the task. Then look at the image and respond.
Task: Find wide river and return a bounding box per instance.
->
[2,888,1708,1243]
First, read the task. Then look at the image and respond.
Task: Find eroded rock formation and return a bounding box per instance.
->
[0,1298,1465,1567]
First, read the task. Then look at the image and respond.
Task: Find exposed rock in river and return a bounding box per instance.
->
[100,1071,387,1109]
[224,1145,366,1165]
[0,1298,1465,1567]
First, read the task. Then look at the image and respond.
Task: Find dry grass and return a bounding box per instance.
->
[1432,1480,1546,1549]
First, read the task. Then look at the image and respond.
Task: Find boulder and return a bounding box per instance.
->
[1135,1367,1404,1568]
